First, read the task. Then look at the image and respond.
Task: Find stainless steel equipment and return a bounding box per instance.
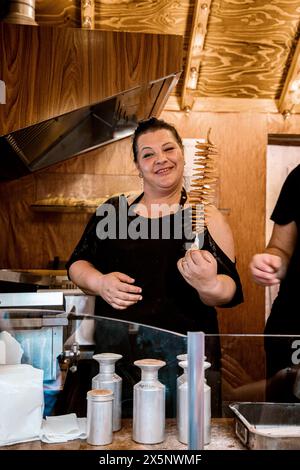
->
[92,353,123,432]
[0,291,67,381]
[133,358,166,444]
[0,291,64,308]
[177,360,188,444]
[177,359,211,445]
[86,389,114,446]
[230,402,300,450]
[0,270,75,292]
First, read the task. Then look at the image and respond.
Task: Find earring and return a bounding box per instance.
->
[138,172,144,191]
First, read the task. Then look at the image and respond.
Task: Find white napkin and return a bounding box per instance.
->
[40,413,87,443]
[0,331,23,364]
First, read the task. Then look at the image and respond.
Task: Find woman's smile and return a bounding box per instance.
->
[136,129,184,192]
[155,166,174,175]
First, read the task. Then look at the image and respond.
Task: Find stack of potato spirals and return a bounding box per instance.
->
[188,128,218,239]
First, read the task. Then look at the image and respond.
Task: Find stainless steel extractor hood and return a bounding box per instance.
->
[0,23,182,181]
[0,79,175,179]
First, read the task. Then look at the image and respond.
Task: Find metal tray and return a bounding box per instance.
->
[229,402,300,450]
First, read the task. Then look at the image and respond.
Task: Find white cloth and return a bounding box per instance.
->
[0,364,44,446]
[40,413,87,443]
[0,331,23,364]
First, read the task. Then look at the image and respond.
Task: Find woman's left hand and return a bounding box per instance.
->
[177,249,218,291]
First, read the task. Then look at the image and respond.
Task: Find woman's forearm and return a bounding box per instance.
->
[264,246,289,279]
[196,275,236,306]
[68,260,104,295]
[264,221,297,279]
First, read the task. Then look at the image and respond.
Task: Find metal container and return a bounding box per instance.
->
[0,303,67,381]
[86,389,113,446]
[177,360,188,444]
[177,353,187,362]
[177,360,211,445]
[92,352,122,431]
[230,402,300,450]
[133,358,166,444]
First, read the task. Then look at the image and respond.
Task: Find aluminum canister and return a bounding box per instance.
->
[92,352,122,431]
[86,389,113,446]
[133,358,166,444]
[177,360,211,445]
[177,360,188,444]
[204,371,211,445]
[176,353,187,363]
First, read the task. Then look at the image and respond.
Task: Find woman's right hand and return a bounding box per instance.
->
[249,253,282,286]
[97,272,142,310]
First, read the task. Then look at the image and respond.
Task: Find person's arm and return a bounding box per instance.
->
[177,250,236,306]
[177,206,237,306]
[250,221,297,286]
[69,260,142,310]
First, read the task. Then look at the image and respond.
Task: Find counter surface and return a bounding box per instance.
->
[1,419,244,450]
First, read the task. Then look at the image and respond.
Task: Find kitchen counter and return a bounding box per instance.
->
[1,419,244,451]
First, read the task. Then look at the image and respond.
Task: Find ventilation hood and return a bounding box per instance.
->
[0,23,182,181]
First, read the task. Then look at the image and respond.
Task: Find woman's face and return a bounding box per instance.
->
[135,129,184,194]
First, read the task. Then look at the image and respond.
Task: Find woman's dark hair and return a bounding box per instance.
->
[132,117,183,162]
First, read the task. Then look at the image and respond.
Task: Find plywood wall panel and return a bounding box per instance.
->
[0,139,140,269]
[43,138,138,176]
[267,113,300,134]
[34,173,140,201]
[2,109,300,334]
[161,110,267,333]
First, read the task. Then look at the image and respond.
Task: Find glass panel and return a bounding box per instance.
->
[210,334,300,410]
[60,314,187,419]
[209,334,300,450]
[0,311,187,419]
[2,308,300,449]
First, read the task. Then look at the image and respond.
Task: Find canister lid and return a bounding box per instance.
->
[87,389,114,401]
[134,358,166,368]
[178,360,188,370]
[93,352,122,362]
[178,360,211,370]
[176,354,207,362]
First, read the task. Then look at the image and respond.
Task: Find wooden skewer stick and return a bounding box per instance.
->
[187,128,219,238]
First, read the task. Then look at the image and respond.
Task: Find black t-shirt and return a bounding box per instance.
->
[66,193,243,335]
[266,164,300,332]
[271,164,300,228]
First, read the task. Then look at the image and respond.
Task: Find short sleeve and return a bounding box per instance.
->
[271,164,300,225]
[65,195,121,276]
[203,229,244,308]
[65,213,99,275]
[216,254,244,308]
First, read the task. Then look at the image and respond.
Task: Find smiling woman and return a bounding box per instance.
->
[134,126,185,213]
[66,117,243,336]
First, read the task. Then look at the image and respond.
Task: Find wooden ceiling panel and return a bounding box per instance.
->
[29,0,300,112]
[94,0,193,36]
[208,0,299,41]
[35,0,81,27]
[197,39,289,98]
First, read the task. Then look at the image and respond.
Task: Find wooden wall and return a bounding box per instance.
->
[1,1,300,336]
[161,110,267,334]
[0,139,140,269]
[0,23,182,135]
